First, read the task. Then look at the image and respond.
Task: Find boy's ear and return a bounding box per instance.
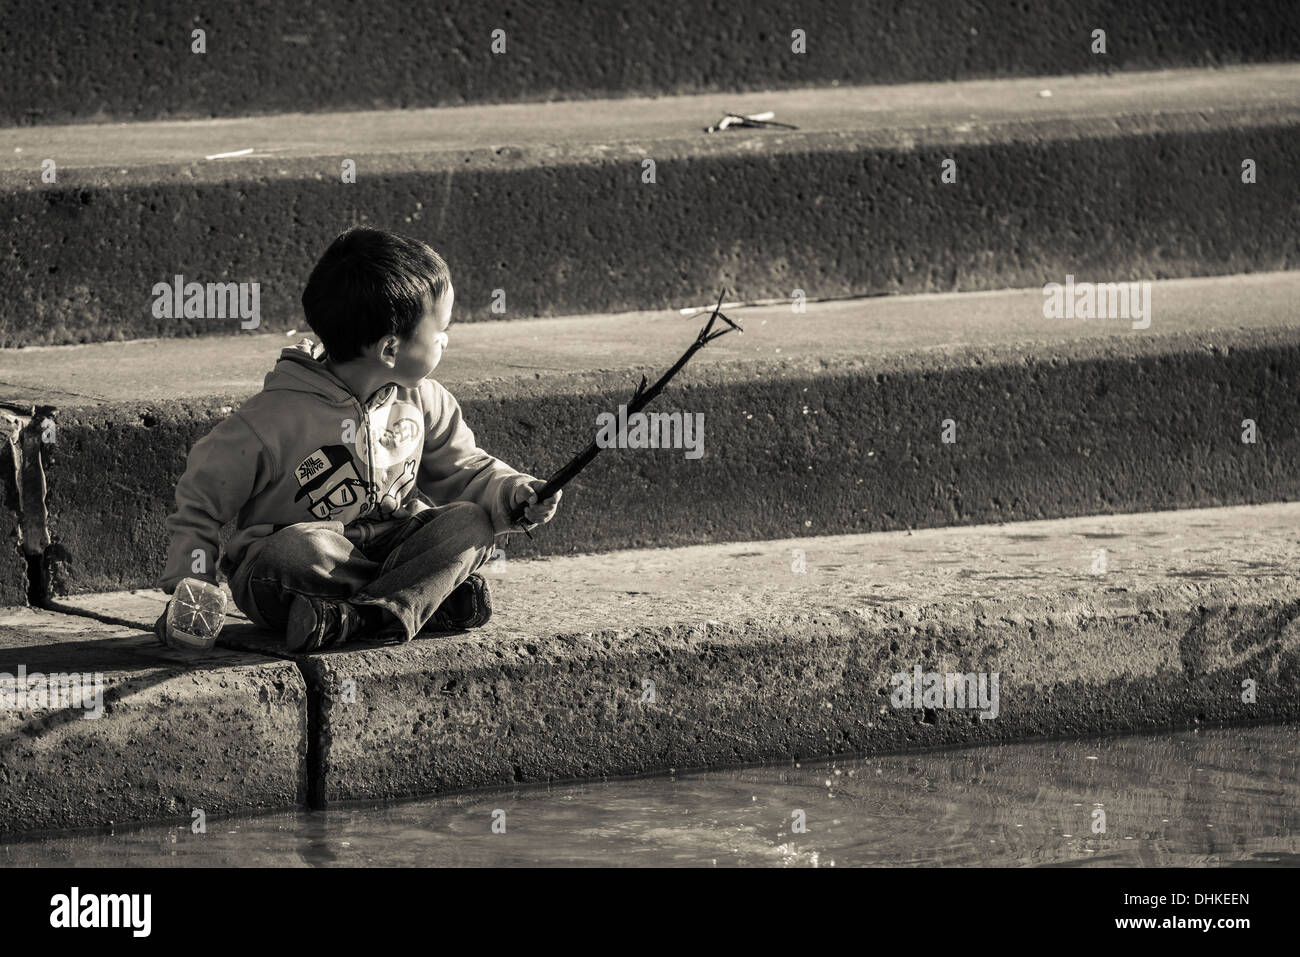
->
[377,335,401,368]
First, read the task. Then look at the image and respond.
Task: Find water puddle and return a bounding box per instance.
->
[3,724,1295,867]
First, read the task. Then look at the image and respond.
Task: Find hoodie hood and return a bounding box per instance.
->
[262,340,354,404]
[263,339,397,411]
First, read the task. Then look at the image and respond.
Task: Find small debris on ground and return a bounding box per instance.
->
[705,110,798,133]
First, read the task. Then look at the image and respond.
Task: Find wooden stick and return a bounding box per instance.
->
[508,289,741,530]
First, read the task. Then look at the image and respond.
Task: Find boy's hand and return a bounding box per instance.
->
[512,479,562,527]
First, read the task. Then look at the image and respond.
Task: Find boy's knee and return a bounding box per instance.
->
[257,522,349,573]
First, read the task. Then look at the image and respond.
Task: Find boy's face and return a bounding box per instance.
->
[387,284,453,387]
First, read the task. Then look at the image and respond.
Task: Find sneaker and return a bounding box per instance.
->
[285,594,364,652]
[156,578,228,652]
[421,574,493,633]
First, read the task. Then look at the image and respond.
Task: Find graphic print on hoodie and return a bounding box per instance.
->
[157,341,535,594]
[292,402,421,523]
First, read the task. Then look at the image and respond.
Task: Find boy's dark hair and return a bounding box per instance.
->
[301,227,451,361]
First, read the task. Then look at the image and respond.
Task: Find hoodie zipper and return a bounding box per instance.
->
[356,397,377,513]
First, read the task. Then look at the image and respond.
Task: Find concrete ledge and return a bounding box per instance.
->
[4,274,1299,596]
[0,606,307,835]
[59,503,1300,806]
[4,0,1299,126]
[1,68,1298,345]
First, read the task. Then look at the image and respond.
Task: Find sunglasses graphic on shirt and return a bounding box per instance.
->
[293,446,369,521]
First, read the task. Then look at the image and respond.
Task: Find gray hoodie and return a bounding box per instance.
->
[158,342,534,593]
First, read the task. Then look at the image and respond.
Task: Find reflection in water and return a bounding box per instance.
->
[2,725,1296,867]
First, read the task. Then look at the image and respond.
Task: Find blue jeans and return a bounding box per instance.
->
[228,501,496,642]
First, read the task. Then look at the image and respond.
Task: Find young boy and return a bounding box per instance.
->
[155,227,560,652]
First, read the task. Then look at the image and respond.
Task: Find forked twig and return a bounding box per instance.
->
[507,289,742,535]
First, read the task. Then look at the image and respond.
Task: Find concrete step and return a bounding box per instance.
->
[1,272,1297,600]
[0,605,306,836]
[44,502,1300,813]
[6,0,1298,126]
[1,67,1297,346]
